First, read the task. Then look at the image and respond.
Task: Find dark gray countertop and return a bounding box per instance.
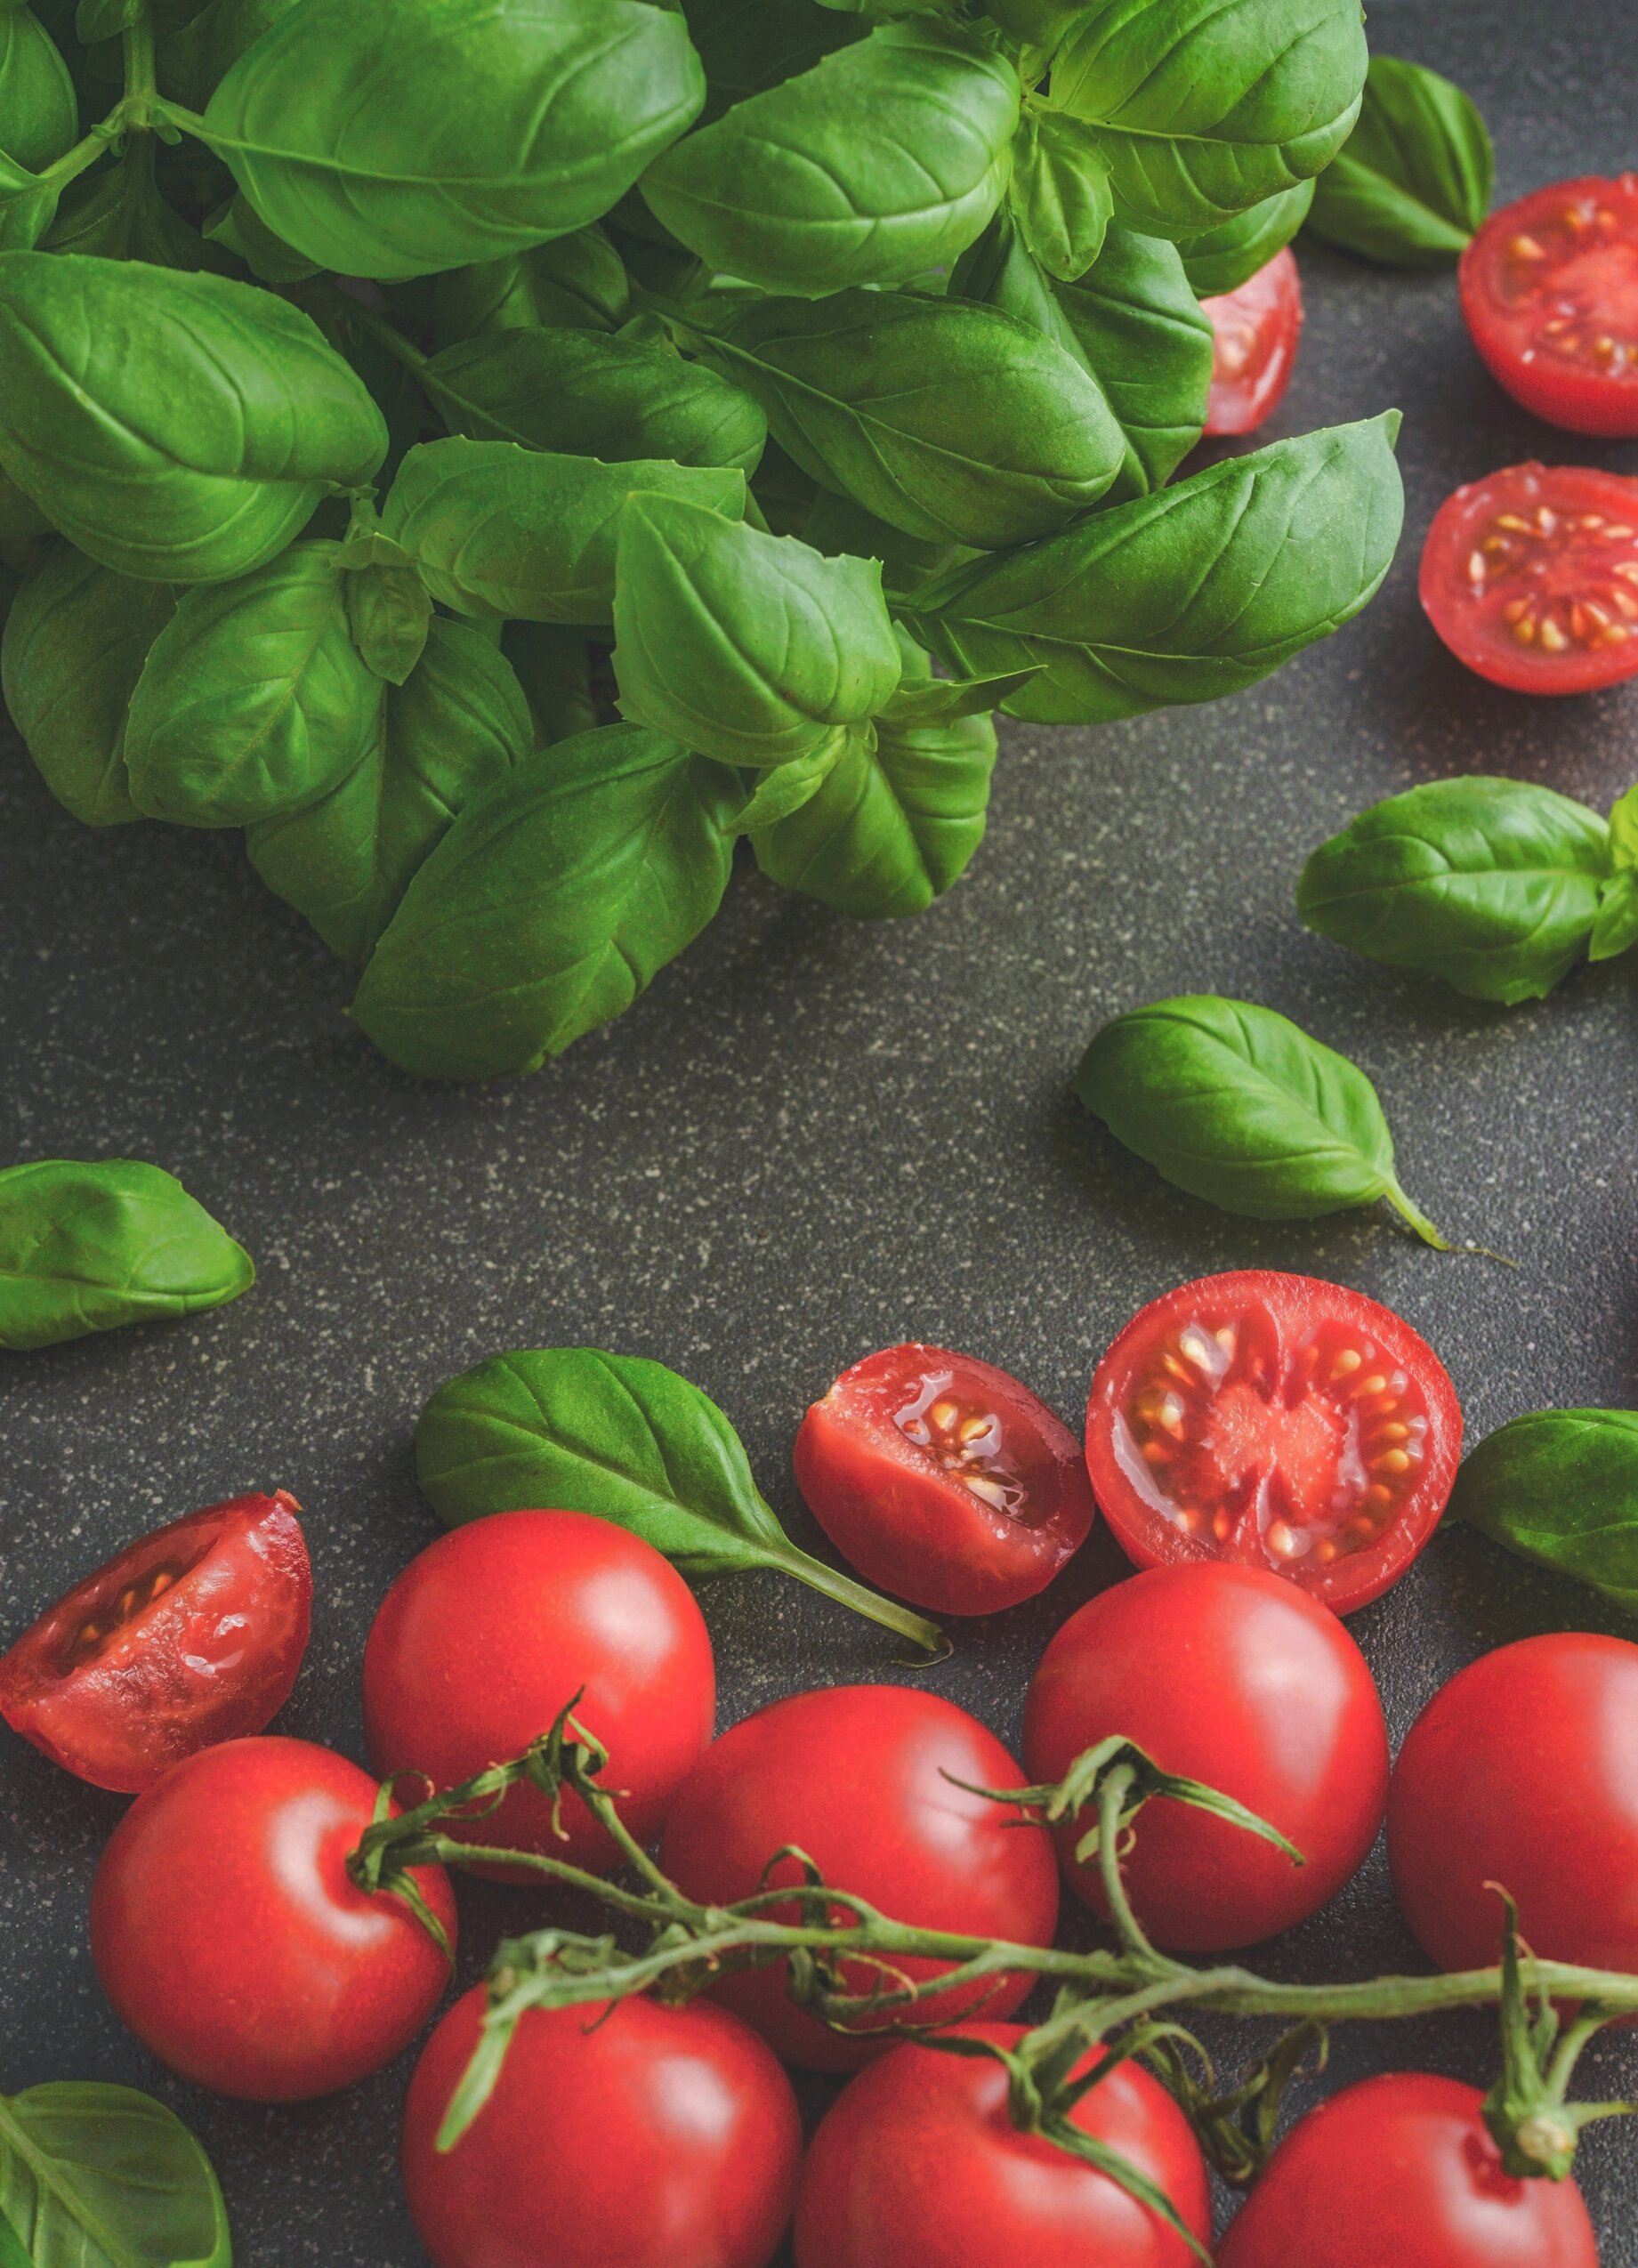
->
[4,3,1637,2258]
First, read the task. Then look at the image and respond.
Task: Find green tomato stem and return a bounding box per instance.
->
[761,1538,946,1656]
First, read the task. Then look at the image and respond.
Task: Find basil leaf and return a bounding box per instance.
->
[416,1344,942,1651]
[1010,104,1112,281]
[799,485,952,596]
[0,149,58,252]
[0,1158,254,1349]
[1176,178,1316,297]
[1591,869,1638,965]
[0,462,47,540]
[44,140,232,273]
[1609,782,1638,867]
[983,0,1085,45]
[343,553,432,687]
[1306,53,1493,270]
[680,0,862,128]
[0,4,76,175]
[1449,1410,1638,1615]
[502,620,596,746]
[201,189,320,284]
[0,2080,231,2265]
[351,724,737,1078]
[157,0,300,111]
[75,0,138,36]
[1073,994,1450,1247]
[432,227,632,346]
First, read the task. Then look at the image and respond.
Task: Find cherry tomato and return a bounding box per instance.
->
[1461,174,1638,437]
[1218,2073,1598,2267]
[1085,1271,1461,1613]
[1419,462,1638,695]
[1024,1563,1388,1951]
[1389,1632,1638,1978]
[0,1489,310,1793]
[793,1344,1096,1616]
[794,2022,1211,2268]
[402,1985,803,2268]
[91,1735,456,2101]
[658,1683,1060,2071]
[362,1510,714,1877]
[1201,248,1303,436]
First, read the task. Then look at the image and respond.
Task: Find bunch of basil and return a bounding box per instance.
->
[0,0,1404,1081]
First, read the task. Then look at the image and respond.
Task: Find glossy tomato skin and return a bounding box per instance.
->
[1025,1564,1388,1951]
[1201,248,1303,436]
[794,1344,1096,1616]
[91,1735,456,2101]
[1461,174,1638,437]
[0,1489,310,1793]
[794,2022,1211,2268]
[659,1684,1060,2071]
[362,1510,714,1876]
[1218,2074,1598,2267]
[403,1985,803,2268]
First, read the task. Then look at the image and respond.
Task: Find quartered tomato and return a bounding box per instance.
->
[1085,1271,1461,1613]
[1201,248,1303,436]
[1461,174,1638,436]
[1420,462,1638,694]
[793,1344,1095,1615]
[0,1489,311,1793]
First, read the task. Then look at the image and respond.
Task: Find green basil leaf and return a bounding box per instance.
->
[2,541,175,827]
[0,149,58,252]
[42,139,232,272]
[202,0,706,281]
[983,0,1085,46]
[1590,868,1638,965]
[1448,1410,1638,1615]
[343,554,432,686]
[1175,178,1316,297]
[0,2203,27,2268]
[501,620,596,745]
[0,2081,231,2265]
[641,20,1019,296]
[201,190,320,283]
[876,668,1034,727]
[351,724,737,1077]
[0,5,77,175]
[1009,105,1112,282]
[1306,53,1493,270]
[0,461,47,539]
[75,0,138,36]
[799,485,953,596]
[679,0,863,129]
[1607,781,1638,868]
[432,227,632,346]
[0,1158,254,1348]
[157,0,300,111]
[1073,993,1449,1247]
[725,729,849,833]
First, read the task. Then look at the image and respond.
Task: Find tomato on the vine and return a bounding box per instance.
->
[1461,174,1638,436]
[793,1343,1096,1615]
[1201,248,1303,436]
[0,1489,310,1793]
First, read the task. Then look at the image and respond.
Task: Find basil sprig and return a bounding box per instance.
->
[1449,1411,1638,1616]
[0,2080,231,2266]
[1306,52,1493,269]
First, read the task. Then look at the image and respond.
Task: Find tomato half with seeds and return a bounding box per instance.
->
[793,1344,1096,1615]
[1201,248,1303,436]
[0,1489,311,1793]
[1085,1271,1461,1613]
[1461,174,1638,436]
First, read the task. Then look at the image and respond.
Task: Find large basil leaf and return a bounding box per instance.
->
[0,4,76,174]
[1297,776,1611,1005]
[907,415,1403,723]
[1306,53,1493,270]
[1176,178,1316,297]
[680,0,862,128]
[0,2081,231,2265]
[0,254,388,583]
[2,543,174,827]
[0,1157,254,1348]
[1073,994,1449,1247]
[1449,1410,1638,1615]
[502,620,597,746]
[351,724,737,1078]
[641,20,1019,295]
[157,0,301,110]
[1009,104,1112,281]
[202,0,706,281]
[432,226,632,345]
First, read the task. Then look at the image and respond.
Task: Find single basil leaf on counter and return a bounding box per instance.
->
[416,1345,943,1651]
[432,226,633,346]
[1306,53,1493,269]
[1449,1409,1638,1614]
[501,620,597,745]
[1176,179,1317,297]
[0,2081,231,2266]
[1073,994,1452,1247]
[1009,104,1112,281]
[0,4,77,174]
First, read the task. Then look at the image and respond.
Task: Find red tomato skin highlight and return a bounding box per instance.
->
[793,1343,1096,1616]
[362,1509,715,1876]
[0,1489,311,1793]
[794,2022,1211,2268]
[1201,248,1303,436]
[1461,175,1638,438]
[402,1986,803,2268]
[1218,2073,1598,2268]
[1024,1563,1389,1951]
[90,1735,456,2102]
[659,1683,1061,2071]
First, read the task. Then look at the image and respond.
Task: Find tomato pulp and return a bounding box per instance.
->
[1085,1271,1461,1612]
[1461,174,1638,436]
[793,1343,1096,1615]
[0,1489,310,1793]
[1201,248,1303,436]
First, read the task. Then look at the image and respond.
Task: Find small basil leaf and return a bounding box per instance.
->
[0,4,77,175]
[1306,53,1493,270]
[432,228,632,346]
[202,190,321,282]
[44,139,234,272]
[501,621,596,746]
[1609,782,1638,868]
[1176,179,1316,297]
[1010,105,1112,282]
[0,2081,231,2265]
[1449,1410,1638,1615]
[75,0,138,36]
[725,730,850,834]
[1590,869,1638,965]
[878,668,1035,727]
[344,555,432,687]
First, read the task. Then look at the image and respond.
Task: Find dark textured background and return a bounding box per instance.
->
[4,3,1637,2258]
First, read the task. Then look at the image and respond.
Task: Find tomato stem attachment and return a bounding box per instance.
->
[1481,1886,1636,2179]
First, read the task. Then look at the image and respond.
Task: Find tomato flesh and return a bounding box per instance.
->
[1085,1271,1460,1612]
[1461,174,1638,435]
[1201,247,1303,436]
[0,1489,311,1792]
[794,1343,1095,1615]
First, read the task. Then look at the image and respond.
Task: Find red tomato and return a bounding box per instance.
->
[403,1985,802,2268]
[0,1489,310,1793]
[793,1344,1096,1616]
[1201,248,1303,436]
[1024,1563,1388,1951]
[362,1510,714,1877]
[794,2022,1211,2268]
[1085,1271,1461,1613]
[1461,174,1638,437]
[658,1684,1060,2071]
[1419,461,1638,695]
[1218,2073,1598,2267]
[91,1735,456,2101]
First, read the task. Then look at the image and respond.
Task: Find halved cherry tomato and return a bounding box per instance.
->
[1201,248,1303,435]
[1420,462,1638,694]
[1461,174,1638,436]
[0,1489,310,1793]
[793,1344,1095,1615]
[1085,1271,1461,1613]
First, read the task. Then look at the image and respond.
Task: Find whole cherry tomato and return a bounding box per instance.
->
[1461,174,1638,437]
[1201,248,1303,435]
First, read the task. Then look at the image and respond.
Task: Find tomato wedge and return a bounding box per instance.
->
[1461,174,1638,436]
[1201,248,1303,436]
[1085,1273,1461,1613]
[0,1489,311,1791]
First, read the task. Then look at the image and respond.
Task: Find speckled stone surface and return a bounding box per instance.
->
[3,4,1637,2259]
